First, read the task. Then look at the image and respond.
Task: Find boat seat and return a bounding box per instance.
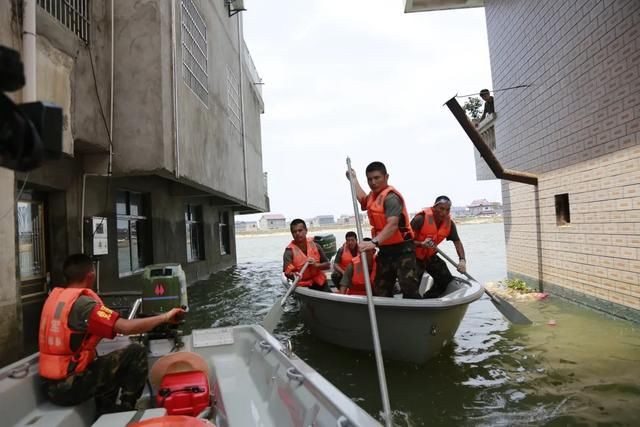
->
[13,400,95,427]
[92,408,167,426]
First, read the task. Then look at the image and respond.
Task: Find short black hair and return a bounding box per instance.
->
[365,161,387,175]
[63,254,94,284]
[290,218,307,231]
[434,195,452,205]
[480,89,490,96]
[345,231,357,240]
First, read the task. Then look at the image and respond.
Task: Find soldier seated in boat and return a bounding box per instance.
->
[331,231,358,287]
[339,238,377,295]
[39,253,185,414]
[283,219,332,291]
[411,195,467,298]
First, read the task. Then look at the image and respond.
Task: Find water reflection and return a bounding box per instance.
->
[185,224,640,426]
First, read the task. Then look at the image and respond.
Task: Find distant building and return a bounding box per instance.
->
[450,206,469,218]
[260,214,287,230]
[336,214,369,226]
[235,221,258,232]
[468,199,502,216]
[310,215,335,227]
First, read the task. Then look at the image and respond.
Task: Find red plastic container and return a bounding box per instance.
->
[156,370,210,416]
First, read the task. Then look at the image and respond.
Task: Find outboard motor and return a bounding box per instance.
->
[141,263,188,315]
[314,234,337,260]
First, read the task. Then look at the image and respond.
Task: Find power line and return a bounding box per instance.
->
[456,84,530,98]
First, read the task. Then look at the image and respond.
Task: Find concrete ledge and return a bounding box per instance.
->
[508,271,640,323]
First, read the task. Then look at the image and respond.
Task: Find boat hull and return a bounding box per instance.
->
[294,278,483,363]
[0,325,380,427]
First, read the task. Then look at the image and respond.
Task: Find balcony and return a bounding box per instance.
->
[471,113,497,180]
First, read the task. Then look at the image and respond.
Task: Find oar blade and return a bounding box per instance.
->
[486,290,533,325]
[262,303,284,333]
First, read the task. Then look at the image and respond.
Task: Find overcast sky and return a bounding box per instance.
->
[240,1,500,221]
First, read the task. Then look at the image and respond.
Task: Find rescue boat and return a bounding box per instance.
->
[288,275,485,364]
[0,324,380,426]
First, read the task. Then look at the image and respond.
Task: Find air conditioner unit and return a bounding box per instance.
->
[226,0,246,16]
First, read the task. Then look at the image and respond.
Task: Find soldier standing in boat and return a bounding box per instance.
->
[411,195,467,298]
[283,219,332,291]
[347,161,421,299]
[331,231,359,287]
[39,254,185,414]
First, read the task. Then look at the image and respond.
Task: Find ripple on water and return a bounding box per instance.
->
[182,244,640,426]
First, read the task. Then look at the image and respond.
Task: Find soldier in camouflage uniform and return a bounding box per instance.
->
[39,254,184,414]
[347,162,421,299]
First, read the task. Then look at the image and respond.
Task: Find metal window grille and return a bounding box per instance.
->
[181,0,208,104]
[37,0,90,43]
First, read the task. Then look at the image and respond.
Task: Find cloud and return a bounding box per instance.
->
[241,0,500,221]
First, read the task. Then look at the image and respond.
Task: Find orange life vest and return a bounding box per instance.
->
[39,287,105,380]
[414,207,452,261]
[362,186,413,246]
[285,238,327,286]
[348,255,377,296]
[337,243,356,270]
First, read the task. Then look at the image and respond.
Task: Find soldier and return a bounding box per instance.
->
[39,254,184,414]
[411,196,467,298]
[347,161,421,298]
[331,231,358,287]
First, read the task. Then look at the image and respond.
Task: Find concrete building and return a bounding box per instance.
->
[310,215,335,227]
[259,213,286,230]
[406,0,640,321]
[0,0,268,366]
[235,220,258,232]
[468,199,502,216]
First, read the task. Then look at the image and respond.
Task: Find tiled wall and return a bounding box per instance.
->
[486,0,640,318]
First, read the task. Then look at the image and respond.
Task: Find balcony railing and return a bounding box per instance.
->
[474,113,497,150]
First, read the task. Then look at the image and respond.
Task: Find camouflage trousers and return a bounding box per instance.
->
[374,251,421,299]
[330,271,343,287]
[417,255,454,298]
[43,343,148,414]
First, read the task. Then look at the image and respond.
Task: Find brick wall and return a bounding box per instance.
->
[485,0,640,173]
[485,0,640,319]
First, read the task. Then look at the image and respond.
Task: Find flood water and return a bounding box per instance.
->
[184,223,640,426]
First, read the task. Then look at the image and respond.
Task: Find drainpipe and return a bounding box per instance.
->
[171,0,180,178]
[445,97,538,186]
[445,97,543,290]
[22,0,36,102]
[237,13,249,203]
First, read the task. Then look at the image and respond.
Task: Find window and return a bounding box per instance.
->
[555,193,570,226]
[218,211,230,255]
[226,64,241,131]
[37,0,90,43]
[117,191,150,276]
[181,0,208,104]
[185,204,205,261]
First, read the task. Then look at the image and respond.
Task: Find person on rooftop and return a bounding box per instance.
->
[477,88,495,124]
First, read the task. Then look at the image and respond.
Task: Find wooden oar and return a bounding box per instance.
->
[436,247,532,325]
[263,261,310,333]
[347,157,392,427]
